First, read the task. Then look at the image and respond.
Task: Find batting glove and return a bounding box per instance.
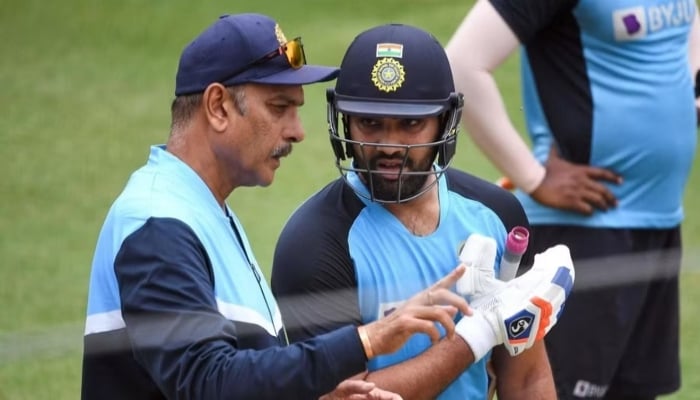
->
[456,244,575,360]
[455,233,502,299]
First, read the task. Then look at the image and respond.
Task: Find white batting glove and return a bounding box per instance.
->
[456,244,575,360]
[455,233,503,299]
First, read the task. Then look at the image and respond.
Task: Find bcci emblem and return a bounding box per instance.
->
[371,58,405,92]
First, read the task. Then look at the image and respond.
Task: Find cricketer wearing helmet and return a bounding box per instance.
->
[271,24,574,399]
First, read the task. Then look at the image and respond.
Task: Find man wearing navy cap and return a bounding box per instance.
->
[272,23,575,399]
[80,14,473,400]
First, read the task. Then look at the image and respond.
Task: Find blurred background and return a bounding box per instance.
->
[1,1,698,398]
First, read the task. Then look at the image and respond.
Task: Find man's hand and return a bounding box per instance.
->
[320,379,403,400]
[456,244,575,359]
[531,147,621,215]
[361,265,472,357]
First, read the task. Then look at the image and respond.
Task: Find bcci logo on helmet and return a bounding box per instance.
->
[371,58,405,92]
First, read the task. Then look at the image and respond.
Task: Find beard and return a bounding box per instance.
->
[357,149,436,202]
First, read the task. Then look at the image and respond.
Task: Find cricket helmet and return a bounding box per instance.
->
[327,23,463,203]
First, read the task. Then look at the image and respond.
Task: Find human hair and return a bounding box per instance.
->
[170,92,203,132]
[169,85,247,132]
[227,85,247,116]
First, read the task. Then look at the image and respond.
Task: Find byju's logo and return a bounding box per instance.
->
[613,7,646,41]
[613,1,695,41]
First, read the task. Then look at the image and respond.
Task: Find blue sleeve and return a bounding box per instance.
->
[115,217,367,400]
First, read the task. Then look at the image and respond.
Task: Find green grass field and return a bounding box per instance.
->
[1,1,699,398]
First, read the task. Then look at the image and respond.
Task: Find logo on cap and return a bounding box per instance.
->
[371,58,405,92]
[274,23,287,45]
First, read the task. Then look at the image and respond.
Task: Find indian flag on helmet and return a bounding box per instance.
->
[376,43,403,58]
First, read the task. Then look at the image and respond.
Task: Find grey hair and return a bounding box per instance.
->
[227,86,247,116]
[169,85,247,133]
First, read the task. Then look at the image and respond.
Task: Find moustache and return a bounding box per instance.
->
[369,154,412,169]
[272,144,293,158]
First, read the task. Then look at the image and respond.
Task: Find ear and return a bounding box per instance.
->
[202,83,231,133]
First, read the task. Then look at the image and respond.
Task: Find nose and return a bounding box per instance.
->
[287,113,305,143]
[375,125,407,153]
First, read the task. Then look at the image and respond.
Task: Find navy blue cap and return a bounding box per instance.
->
[334,24,455,117]
[175,13,339,96]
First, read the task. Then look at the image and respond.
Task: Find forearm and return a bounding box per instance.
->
[689,9,700,76]
[492,341,556,400]
[689,9,700,116]
[446,0,545,193]
[459,72,545,193]
[129,313,367,400]
[497,370,555,400]
[364,336,474,400]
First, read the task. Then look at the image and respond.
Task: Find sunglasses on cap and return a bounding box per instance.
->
[222,37,306,83]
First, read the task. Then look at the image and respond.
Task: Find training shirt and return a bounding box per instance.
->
[81,145,367,400]
[272,168,529,400]
[490,0,697,228]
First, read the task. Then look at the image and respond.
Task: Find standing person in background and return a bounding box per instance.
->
[81,13,472,400]
[272,23,576,400]
[446,1,700,398]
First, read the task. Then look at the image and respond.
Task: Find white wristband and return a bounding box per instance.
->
[455,311,500,362]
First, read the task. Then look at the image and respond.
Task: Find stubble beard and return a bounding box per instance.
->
[359,152,435,202]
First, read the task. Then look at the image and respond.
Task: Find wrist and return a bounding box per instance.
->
[520,163,546,194]
[357,325,375,360]
[455,311,499,362]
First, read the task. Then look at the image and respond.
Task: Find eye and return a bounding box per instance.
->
[269,103,288,113]
[401,118,424,130]
[357,117,380,128]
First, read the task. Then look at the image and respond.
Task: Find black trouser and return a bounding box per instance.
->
[526,225,681,400]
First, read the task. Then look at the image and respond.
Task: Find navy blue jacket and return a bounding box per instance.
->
[82,146,367,400]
